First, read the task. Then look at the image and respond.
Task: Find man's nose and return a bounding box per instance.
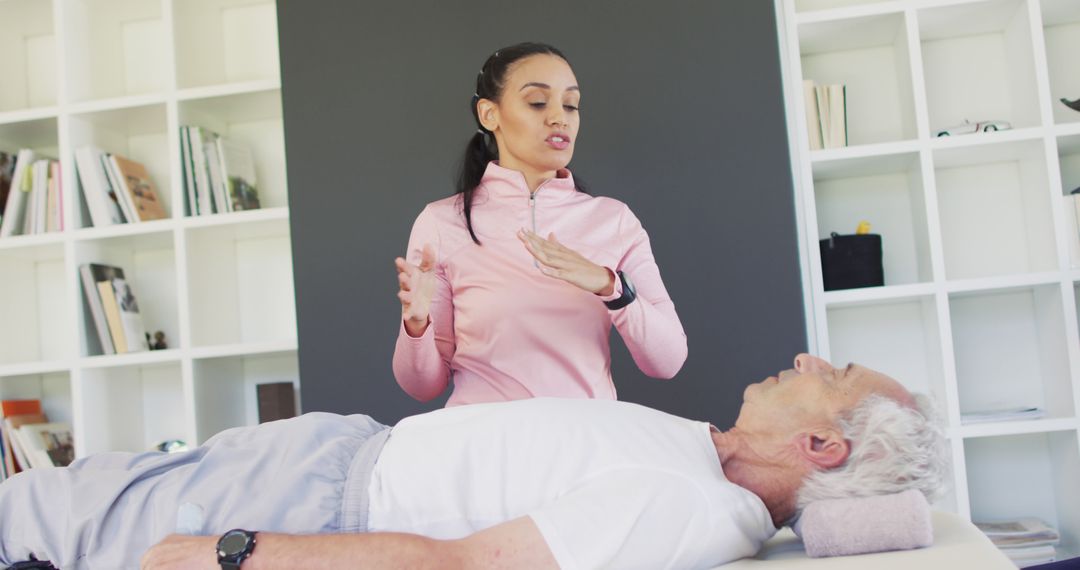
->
[794,353,833,373]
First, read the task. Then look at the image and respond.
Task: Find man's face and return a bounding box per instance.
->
[736,354,913,438]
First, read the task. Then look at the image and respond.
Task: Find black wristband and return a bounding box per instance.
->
[603,271,637,310]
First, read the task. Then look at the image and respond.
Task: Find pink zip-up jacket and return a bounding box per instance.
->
[393,162,687,405]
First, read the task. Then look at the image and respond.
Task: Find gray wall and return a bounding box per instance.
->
[278,0,807,426]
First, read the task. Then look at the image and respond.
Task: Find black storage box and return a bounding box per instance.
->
[819,233,884,291]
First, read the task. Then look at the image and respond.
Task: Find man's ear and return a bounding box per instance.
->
[477,98,499,132]
[795,429,850,470]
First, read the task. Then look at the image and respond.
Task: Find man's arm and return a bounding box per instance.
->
[141,516,558,570]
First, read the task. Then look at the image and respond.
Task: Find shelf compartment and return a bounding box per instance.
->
[185,217,295,348]
[933,138,1057,280]
[1041,0,1080,125]
[949,284,1075,421]
[0,0,57,112]
[798,12,917,146]
[60,0,170,104]
[918,0,1042,135]
[78,361,187,455]
[813,151,932,285]
[964,431,1080,560]
[0,116,60,159]
[0,243,73,366]
[0,370,73,429]
[176,88,287,216]
[68,103,173,229]
[173,0,280,89]
[73,230,180,357]
[192,349,297,444]
[826,296,947,404]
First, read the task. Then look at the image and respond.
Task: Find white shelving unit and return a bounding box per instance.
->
[779,0,1080,560]
[0,0,297,458]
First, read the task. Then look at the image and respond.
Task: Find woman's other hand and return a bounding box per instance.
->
[518,229,615,296]
[395,244,437,336]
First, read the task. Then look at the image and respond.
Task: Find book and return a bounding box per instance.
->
[75,146,125,227]
[102,153,137,223]
[111,277,150,353]
[16,421,74,468]
[109,154,168,222]
[80,263,120,354]
[0,149,35,237]
[803,79,823,151]
[46,161,60,232]
[217,137,261,211]
[3,413,48,473]
[976,518,1060,548]
[204,137,230,214]
[814,84,848,149]
[181,126,199,216]
[960,406,1045,424]
[189,127,215,215]
[0,400,43,478]
[1,399,42,417]
[257,382,297,423]
[98,280,128,353]
[1001,544,1057,568]
[0,150,14,228]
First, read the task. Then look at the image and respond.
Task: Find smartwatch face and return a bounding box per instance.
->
[219,532,250,556]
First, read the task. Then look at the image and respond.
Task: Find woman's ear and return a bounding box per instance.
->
[795,429,850,470]
[477,98,499,133]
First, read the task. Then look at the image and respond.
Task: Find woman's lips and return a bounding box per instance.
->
[546,134,570,150]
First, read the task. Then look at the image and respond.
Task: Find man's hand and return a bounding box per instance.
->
[141,534,217,570]
[394,244,437,336]
[517,229,615,296]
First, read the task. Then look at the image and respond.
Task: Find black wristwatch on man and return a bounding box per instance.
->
[217,529,257,569]
[603,270,637,310]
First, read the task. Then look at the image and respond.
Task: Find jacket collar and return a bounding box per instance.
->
[477,161,576,200]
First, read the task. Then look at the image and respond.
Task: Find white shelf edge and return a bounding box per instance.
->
[944,271,1064,294]
[71,218,180,242]
[181,207,290,230]
[176,79,282,102]
[0,360,74,378]
[0,107,61,126]
[955,417,1079,439]
[0,232,67,251]
[928,126,1047,152]
[824,282,938,307]
[796,1,906,25]
[78,348,184,370]
[189,338,298,361]
[1056,122,1080,138]
[67,93,171,116]
[810,139,921,163]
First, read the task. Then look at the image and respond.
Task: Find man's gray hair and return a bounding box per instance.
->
[795,393,948,511]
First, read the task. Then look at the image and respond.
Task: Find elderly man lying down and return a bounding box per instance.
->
[0,354,946,570]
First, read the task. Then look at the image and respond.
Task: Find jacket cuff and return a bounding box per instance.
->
[596,267,623,302]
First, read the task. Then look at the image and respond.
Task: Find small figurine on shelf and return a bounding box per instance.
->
[145,331,167,350]
[1062,97,1080,113]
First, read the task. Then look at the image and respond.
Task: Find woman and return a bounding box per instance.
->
[393,42,686,405]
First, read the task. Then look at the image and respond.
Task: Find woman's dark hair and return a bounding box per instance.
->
[456,42,587,245]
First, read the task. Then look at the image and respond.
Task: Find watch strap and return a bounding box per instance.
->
[603,271,637,310]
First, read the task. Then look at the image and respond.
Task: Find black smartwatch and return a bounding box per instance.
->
[216,529,257,570]
[603,271,637,310]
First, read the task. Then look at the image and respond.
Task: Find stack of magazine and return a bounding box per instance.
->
[960,406,1045,424]
[79,263,150,355]
[0,399,74,480]
[180,126,261,216]
[74,146,168,227]
[975,518,1060,567]
[802,79,848,150]
[0,149,63,238]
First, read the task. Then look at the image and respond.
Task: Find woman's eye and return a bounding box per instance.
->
[528,102,546,108]
[564,105,579,112]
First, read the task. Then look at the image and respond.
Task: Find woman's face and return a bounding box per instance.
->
[481,54,580,178]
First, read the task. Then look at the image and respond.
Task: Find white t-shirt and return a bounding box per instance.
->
[366,398,777,569]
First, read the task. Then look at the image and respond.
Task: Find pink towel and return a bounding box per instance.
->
[793,489,933,557]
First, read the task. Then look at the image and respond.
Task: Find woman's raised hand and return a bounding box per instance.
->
[395,244,437,337]
[517,229,615,296]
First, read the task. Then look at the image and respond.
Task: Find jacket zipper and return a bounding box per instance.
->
[529,190,539,267]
